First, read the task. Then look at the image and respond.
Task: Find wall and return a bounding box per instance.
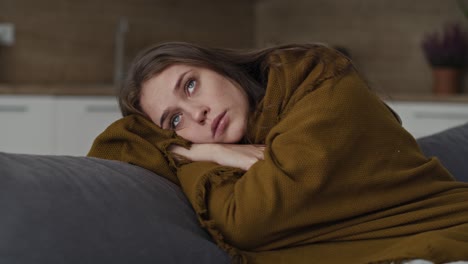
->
[0,0,254,85]
[2,0,467,95]
[255,0,468,95]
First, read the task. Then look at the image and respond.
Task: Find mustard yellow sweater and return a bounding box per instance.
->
[89,45,468,263]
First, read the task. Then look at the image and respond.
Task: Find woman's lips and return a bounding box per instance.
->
[212,111,228,138]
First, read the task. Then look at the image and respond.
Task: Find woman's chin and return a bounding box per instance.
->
[222,131,245,144]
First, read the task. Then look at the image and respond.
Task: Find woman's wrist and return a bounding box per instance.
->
[170,143,265,170]
[171,143,219,163]
[190,143,218,163]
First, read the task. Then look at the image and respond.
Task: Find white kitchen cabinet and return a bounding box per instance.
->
[2,95,467,155]
[0,96,55,154]
[55,97,121,156]
[0,95,121,156]
[385,101,468,138]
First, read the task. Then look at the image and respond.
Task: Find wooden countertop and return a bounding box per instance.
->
[0,84,116,96]
[1,84,468,102]
[380,93,468,103]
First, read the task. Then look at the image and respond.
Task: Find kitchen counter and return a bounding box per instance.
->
[0,84,116,96]
[380,93,468,103]
[1,83,468,102]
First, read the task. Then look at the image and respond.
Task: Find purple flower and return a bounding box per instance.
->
[421,23,468,68]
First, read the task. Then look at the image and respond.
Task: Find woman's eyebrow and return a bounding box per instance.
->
[159,70,190,127]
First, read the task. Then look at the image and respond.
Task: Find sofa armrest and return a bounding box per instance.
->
[417,123,468,182]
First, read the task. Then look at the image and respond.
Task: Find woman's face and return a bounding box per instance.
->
[140,64,249,143]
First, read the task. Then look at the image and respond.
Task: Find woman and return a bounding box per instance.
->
[89,42,468,263]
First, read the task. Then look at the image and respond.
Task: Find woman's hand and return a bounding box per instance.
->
[211,144,265,171]
[169,144,265,171]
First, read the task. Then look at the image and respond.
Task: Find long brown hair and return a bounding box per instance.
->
[119,41,317,117]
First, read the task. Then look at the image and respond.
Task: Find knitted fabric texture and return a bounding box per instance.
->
[88,114,190,184]
[88,45,468,264]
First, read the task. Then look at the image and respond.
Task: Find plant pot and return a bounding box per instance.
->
[432,67,461,95]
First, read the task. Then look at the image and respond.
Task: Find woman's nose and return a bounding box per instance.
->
[192,106,209,124]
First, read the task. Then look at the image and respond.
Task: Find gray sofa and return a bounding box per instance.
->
[0,123,467,264]
[417,123,468,182]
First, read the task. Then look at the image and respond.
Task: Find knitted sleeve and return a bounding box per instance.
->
[87,114,191,184]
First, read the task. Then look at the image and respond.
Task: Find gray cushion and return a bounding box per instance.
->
[417,123,468,182]
[0,152,230,264]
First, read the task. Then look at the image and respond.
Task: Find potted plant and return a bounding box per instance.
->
[421,23,468,94]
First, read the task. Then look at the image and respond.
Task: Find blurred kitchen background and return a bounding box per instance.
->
[0,0,467,93]
[1,0,468,156]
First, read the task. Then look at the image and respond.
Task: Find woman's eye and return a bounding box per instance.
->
[170,114,182,129]
[186,79,196,94]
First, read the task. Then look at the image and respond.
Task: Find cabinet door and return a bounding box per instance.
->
[0,96,55,154]
[55,97,122,156]
[386,101,468,138]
